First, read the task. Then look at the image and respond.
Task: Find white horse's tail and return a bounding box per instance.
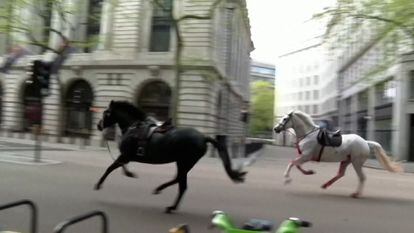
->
[366,141,403,173]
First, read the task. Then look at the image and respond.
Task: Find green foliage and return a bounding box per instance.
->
[249,81,275,136]
[0,0,117,53]
[315,0,414,49]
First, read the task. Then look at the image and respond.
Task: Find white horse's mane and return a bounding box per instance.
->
[292,110,316,126]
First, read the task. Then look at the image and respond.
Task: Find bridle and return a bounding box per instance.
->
[278,112,294,131]
[278,112,319,143]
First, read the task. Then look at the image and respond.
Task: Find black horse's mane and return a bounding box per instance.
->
[112,101,146,120]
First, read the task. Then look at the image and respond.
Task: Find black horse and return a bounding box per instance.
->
[95,100,246,213]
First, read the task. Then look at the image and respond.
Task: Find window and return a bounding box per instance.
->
[410,71,414,100]
[358,91,368,110]
[85,0,104,53]
[251,66,275,76]
[375,79,395,106]
[65,80,94,136]
[312,105,318,114]
[314,75,319,85]
[305,105,310,113]
[149,0,173,52]
[22,80,42,131]
[313,90,319,100]
[137,81,172,121]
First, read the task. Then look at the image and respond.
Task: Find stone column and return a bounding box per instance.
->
[392,61,410,161]
[367,86,376,141]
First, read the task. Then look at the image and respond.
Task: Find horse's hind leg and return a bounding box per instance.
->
[94,155,129,190]
[165,174,188,213]
[153,177,178,195]
[350,157,367,198]
[321,156,351,189]
[122,165,136,178]
[164,160,198,213]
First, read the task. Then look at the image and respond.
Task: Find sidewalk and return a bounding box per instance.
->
[0,136,108,165]
[0,136,106,152]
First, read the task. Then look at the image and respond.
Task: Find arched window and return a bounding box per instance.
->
[65,80,93,136]
[22,81,42,131]
[137,81,171,121]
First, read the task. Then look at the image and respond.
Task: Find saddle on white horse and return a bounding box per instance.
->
[316,128,342,147]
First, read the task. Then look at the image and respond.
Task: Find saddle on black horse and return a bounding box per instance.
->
[126,118,175,156]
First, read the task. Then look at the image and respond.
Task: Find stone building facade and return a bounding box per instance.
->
[0,0,253,155]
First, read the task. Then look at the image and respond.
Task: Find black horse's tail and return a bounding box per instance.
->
[206,135,246,183]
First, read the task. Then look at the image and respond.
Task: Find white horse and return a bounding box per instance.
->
[273,110,403,198]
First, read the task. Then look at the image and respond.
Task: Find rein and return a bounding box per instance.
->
[296,127,319,143]
[105,140,117,161]
[290,114,319,155]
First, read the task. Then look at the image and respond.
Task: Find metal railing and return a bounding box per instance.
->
[53,210,108,233]
[0,199,38,233]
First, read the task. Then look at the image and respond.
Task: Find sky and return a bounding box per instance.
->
[246,0,334,65]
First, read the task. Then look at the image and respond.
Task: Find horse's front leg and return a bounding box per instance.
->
[284,156,311,184]
[94,155,129,190]
[122,165,137,178]
[283,162,294,184]
[296,165,315,175]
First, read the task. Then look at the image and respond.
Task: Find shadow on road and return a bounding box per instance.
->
[95,198,210,223]
[286,190,414,206]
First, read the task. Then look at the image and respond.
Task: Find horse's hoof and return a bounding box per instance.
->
[94,184,101,190]
[321,184,328,189]
[125,172,137,178]
[306,170,316,175]
[153,189,161,195]
[284,178,292,185]
[165,206,176,214]
[350,192,360,198]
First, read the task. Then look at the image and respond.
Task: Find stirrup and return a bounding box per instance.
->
[137,147,145,156]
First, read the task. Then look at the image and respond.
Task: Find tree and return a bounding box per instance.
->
[151,0,227,124]
[0,0,111,54]
[315,0,414,50]
[0,0,111,161]
[249,81,274,136]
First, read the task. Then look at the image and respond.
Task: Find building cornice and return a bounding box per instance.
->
[279,42,321,58]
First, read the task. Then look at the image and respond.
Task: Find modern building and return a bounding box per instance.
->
[329,15,414,161]
[0,0,253,154]
[274,36,328,145]
[250,61,275,84]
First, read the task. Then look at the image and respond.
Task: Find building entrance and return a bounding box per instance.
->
[409,114,414,161]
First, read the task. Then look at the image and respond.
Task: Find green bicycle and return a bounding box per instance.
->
[170,210,311,233]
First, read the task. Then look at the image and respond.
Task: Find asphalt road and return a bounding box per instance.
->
[0,140,413,233]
